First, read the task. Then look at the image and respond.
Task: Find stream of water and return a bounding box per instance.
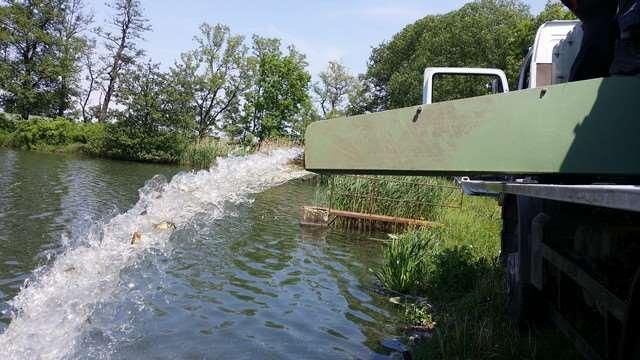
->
[0,148,399,359]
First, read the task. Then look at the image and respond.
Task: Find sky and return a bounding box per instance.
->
[86,0,551,78]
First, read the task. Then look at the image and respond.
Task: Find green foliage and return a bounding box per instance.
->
[96,0,151,122]
[240,36,314,142]
[102,123,187,163]
[170,23,248,139]
[0,113,17,132]
[0,0,91,118]
[180,139,235,169]
[376,230,436,295]
[0,130,11,147]
[101,61,190,163]
[367,181,574,358]
[363,0,575,110]
[4,116,105,154]
[12,118,81,148]
[313,60,355,118]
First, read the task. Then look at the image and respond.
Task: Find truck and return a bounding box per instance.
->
[304,20,640,360]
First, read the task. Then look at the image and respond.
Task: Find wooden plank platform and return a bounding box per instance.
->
[300,206,441,228]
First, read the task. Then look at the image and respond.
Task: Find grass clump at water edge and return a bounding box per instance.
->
[179,139,237,169]
[326,175,575,359]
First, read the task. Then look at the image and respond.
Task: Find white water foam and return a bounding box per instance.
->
[0,148,306,360]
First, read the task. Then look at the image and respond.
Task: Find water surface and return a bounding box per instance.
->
[0,149,399,359]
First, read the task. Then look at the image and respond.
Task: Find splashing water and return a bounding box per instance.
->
[0,148,306,360]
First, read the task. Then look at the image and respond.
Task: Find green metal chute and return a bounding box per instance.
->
[304,77,640,177]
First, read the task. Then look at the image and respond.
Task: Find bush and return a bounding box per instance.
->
[11,117,77,149]
[0,130,11,147]
[7,117,106,155]
[102,123,188,163]
[78,123,106,156]
[0,113,17,133]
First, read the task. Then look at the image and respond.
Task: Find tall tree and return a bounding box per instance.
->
[362,0,575,111]
[102,60,189,162]
[171,23,249,140]
[53,0,92,117]
[0,0,79,118]
[365,0,533,110]
[313,60,355,118]
[96,0,150,122]
[77,38,98,122]
[240,35,312,143]
[345,74,376,116]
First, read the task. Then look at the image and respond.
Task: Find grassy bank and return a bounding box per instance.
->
[329,175,574,359]
[0,114,259,168]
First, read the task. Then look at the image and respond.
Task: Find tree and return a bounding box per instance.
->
[313,60,355,118]
[362,0,576,111]
[102,61,188,162]
[0,0,88,119]
[345,74,376,116]
[77,39,99,122]
[365,0,533,109]
[53,0,92,117]
[240,35,313,143]
[171,23,249,140]
[96,0,150,122]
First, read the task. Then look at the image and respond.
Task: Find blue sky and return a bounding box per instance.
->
[86,0,550,77]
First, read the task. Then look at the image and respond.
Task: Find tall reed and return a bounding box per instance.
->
[328,176,462,231]
[180,139,234,169]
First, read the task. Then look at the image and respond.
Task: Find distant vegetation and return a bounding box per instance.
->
[0,0,316,166]
[359,0,574,111]
[0,0,574,165]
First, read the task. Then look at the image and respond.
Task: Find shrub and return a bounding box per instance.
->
[102,123,188,163]
[78,123,106,156]
[0,130,11,147]
[0,113,17,132]
[7,117,106,155]
[10,118,77,149]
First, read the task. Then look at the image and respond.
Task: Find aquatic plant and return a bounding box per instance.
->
[375,230,436,295]
[328,176,461,231]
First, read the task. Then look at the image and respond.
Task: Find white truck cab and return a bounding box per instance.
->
[422,20,583,105]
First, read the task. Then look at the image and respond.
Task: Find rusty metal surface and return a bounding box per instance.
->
[305,77,640,177]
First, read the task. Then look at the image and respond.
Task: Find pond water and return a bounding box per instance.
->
[0,148,400,359]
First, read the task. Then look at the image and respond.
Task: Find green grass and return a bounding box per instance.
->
[375,230,437,295]
[329,175,574,359]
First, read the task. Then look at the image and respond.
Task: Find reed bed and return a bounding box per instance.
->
[327,176,462,232]
[179,139,236,169]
